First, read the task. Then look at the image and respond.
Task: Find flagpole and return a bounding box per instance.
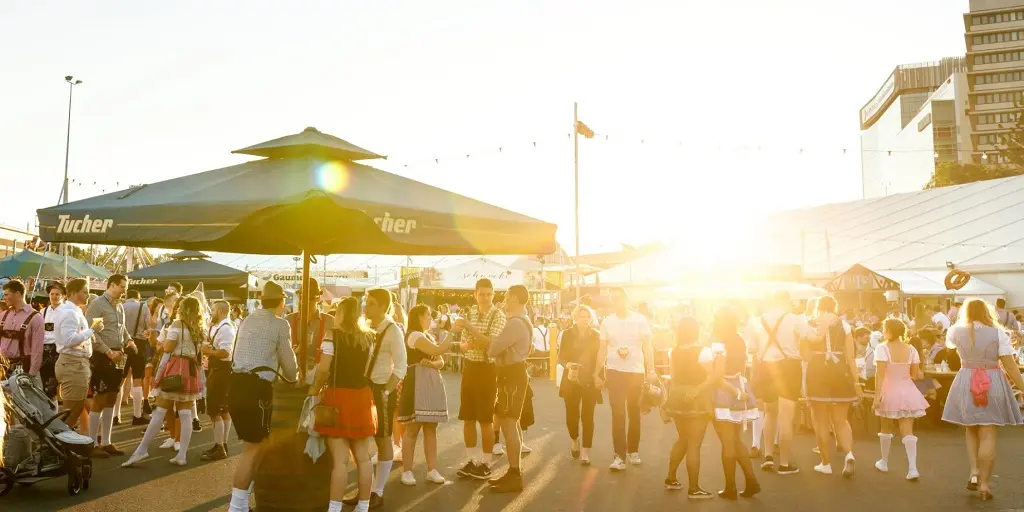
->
[574,102,581,304]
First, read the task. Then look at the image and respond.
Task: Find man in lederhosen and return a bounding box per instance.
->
[85,274,136,458]
[201,300,236,461]
[0,280,45,389]
[40,281,66,400]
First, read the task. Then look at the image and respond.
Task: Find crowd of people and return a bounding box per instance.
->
[3,274,1024,509]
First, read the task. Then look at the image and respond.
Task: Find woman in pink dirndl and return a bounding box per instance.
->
[123,296,207,467]
[872,319,928,481]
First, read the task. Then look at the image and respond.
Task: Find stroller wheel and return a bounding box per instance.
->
[0,467,14,496]
[67,465,83,496]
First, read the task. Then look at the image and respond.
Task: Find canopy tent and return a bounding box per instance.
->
[825,264,1004,298]
[37,127,556,256]
[37,126,558,384]
[0,250,110,280]
[126,250,259,301]
[420,257,525,291]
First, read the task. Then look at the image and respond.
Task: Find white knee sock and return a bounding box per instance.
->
[224,418,233,444]
[374,459,392,496]
[192,402,199,417]
[752,412,765,449]
[903,436,918,473]
[878,433,893,464]
[113,390,123,419]
[131,387,144,418]
[354,500,370,512]
[100,408,115,446]
[228,488,250,512]
[328,500,343,512]
[135,407,167,456]
[214,418,225,445]
[177,409,194,460]
[88,411,101,445]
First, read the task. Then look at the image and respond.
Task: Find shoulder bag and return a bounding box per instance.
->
[315,324,393,428]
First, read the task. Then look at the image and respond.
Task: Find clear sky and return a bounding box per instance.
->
[0,0,969,269]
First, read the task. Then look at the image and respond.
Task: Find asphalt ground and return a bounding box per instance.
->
[4,372,1024,511]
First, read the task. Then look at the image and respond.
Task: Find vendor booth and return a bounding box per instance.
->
[825,264,1005,315]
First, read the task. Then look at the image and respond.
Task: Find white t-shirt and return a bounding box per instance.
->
[932,312,951,330]
[406,330,434,350]
[945,322,1015,356]
[744,310,809,362]
[600,311,652,374]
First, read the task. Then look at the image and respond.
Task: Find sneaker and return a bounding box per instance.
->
[609,456,626,471]
[467,462,492,481]
[201,444,227,461]
[777,464,800,475]
[457,461,476,478]
[664,479,683,490]
[906,469,920,481]
[749,446,763,459]
[842,453,855,478]
[814,463,833,475]
[91,446,110,459]
[718,489,738,500]
[488,470,523,493]
[760,456,775,471]
[521,445,533,455]
[168,456,187,466]
[160,438,176,450]
[192,418,202,432]
[426,469,447,484]
[627,453,642,465]
[120,451,148,468]
[401,471,417,486]
[740,483,762,498]
[132,416,150,426]
[875,460,889,473]
[492,443,505,456]
[580,448,591,465]
[688,488,713,500]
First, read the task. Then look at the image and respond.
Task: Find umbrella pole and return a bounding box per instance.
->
[299,252,311,386]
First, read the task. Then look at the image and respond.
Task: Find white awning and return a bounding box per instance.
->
[875,269,1005,297]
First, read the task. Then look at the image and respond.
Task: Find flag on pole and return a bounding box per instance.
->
[575,120,595,139]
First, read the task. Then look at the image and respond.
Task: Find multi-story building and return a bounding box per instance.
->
[965,0,1024,164]
[859,58,971,198]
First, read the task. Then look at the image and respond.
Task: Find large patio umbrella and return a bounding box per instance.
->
[36,127,556,256]
[127,250,259,301]
[37,126,558,380]
[0,249,110,279]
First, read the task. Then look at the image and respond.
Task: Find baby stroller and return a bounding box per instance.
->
[1,370,94,497]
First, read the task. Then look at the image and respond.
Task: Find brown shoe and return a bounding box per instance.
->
[201,444,227,461]
[102,444,125,456]
[91,446,110,459]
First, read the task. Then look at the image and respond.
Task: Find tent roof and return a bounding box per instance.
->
[127,257,254,285]
[232,126,385,161]
[170,250,210,260]
[874,269,1005,297]
[757,174,1024,273]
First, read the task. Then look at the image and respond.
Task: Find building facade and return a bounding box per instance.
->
[859,58,971,198]
[965,0,1024,164]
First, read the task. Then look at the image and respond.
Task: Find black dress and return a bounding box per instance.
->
[664,345,712,418]
[558,327,603,405]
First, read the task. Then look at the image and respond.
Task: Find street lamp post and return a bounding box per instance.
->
[61,76,82,277]
[62,75,83,206]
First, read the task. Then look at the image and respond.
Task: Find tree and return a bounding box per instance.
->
[924,161,1024,189]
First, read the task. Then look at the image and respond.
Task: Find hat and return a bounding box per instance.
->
[46,281,66,294]
[297,278,322,299]
[263,281,285,300]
